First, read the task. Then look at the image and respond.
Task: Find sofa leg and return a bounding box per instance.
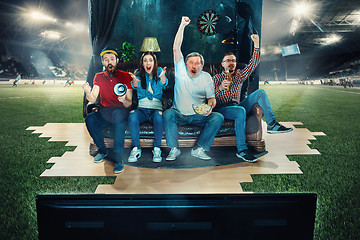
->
[89,138,114,156]
[247,139,266,152]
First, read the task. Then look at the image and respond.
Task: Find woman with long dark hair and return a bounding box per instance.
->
[128,51,167,163]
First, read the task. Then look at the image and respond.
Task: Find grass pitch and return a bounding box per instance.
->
[0,84,359,239]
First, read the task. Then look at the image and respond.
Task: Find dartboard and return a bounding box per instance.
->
[197,10,220,36]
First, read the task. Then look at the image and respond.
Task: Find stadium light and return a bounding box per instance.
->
[289,18,300,35]
[293,2,312,17]
[30,10,57,23]
[40,30,61,40]
[356,11,360,24]
[316,34,342,45]
[323,34,341,45]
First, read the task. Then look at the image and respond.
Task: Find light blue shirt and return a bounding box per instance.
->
[173,57,215,115]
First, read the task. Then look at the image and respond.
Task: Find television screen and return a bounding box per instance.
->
[36,193,317,240]
[282,44,301,57]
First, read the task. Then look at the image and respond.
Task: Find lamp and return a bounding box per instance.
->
[140,37,161,52]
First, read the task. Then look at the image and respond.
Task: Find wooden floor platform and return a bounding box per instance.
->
[26,121,325,194]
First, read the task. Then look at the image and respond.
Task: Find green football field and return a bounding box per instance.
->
[0,83,359,239]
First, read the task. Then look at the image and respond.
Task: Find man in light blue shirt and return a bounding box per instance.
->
[163,16,224,161]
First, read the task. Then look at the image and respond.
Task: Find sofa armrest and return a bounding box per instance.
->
[245,103,263,141]
[86,103,101,116]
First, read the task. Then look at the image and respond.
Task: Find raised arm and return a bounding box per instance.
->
[83,82,99,103]
[251,34,260,48]
[173,16,190,63]
[159,66,167,85]
[236,34,261,80]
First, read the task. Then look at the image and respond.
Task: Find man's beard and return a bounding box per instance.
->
[228,64,235,73]
[106,64,117,75]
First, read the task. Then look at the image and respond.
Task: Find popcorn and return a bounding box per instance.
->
[193,103,212,115]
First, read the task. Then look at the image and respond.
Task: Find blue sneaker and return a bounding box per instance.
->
[128,147,142,162]
[94,152,107,163]
[236,149,258,163]
[267,122,293,134]
[166,147,181,161]
[114,162,124,174]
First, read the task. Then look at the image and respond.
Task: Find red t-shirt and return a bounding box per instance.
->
[93,70,133,107]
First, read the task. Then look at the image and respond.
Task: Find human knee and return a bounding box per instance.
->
[112,110,128,122]
[85,112,97,125]
[153,111,164,123]
[255,89,266,97]
[235,107,246,120]
[211,112,224,124]
[128,110,138,124]
[163,109,174,121]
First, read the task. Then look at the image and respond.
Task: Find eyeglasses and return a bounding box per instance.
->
[223,59,236,63]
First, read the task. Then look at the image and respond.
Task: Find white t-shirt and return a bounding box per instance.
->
[173,57,215,115]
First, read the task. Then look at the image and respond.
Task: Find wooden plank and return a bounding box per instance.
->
[27,122,325,194]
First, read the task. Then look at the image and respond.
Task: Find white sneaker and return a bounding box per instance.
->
[191,147,211,160]
[166,147,181,161]
[128,147,142,162]
[152,147,162,163]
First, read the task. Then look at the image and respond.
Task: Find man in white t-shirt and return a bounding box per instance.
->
[163,16,224,161]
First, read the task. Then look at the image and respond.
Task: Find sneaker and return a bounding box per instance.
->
[114,162,124,174]
[236,149,258,163]
[128,147,142,162]
[152,147,162,163]
[267,122,293,134]
[166,147,181,161]
[191,147,211,160]
[94,151,107,163]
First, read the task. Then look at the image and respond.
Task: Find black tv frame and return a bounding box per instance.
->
[36,193,317,240]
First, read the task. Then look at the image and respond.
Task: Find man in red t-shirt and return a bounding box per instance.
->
[83,47,133,174]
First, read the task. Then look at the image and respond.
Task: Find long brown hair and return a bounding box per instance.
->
[138,51,159,89]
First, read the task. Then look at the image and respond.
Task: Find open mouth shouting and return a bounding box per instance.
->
[228,64,236,72]
[145,66,153,74]
[106,64,115,73]
[190,69,197,76]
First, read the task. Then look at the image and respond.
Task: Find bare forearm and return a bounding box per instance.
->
[83,83,99,103]
[86,94,97,103]
[173,25,185,63]
[122,89,133,108]
[122,96,132,108]
[160,74,167,85]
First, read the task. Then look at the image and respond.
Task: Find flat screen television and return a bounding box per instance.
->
[36,193,317,240]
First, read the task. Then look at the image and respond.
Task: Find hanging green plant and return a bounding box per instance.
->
[117,42,135,63]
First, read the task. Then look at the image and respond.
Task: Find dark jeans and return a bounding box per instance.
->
[85,107,129,163]
[163,108,224,151]
[215,89,276,152]
[128,108,164,148]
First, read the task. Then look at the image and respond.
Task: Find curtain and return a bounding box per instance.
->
[83,0,123,117]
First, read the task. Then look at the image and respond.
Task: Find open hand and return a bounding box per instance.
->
[159,66,167,78]
[129,72,140,87]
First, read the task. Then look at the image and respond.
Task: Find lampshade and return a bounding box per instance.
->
[140,37,161,52]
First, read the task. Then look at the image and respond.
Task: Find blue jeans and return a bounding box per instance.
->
[85,107,129,163]
[128,108,164,148]
[163,108,224,151]
[216,89,276,152]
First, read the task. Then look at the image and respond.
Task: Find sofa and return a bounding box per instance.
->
[84,62,265,155]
